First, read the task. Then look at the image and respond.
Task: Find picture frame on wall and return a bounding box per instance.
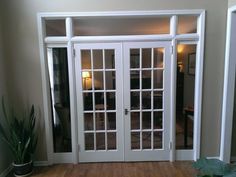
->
[188,53,196,75]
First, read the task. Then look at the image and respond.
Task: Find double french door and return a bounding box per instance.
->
[75,41,171,162]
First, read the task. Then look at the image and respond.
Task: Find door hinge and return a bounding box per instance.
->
[124,108,129,115]
[73,49,76,58]
[169,142,173,150]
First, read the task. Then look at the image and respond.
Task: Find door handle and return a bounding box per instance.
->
[124,108,129,115]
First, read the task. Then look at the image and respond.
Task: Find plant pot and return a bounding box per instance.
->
[12,160,33,177]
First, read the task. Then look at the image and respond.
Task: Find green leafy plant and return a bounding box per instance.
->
[0,98,38,164]
[193,158,236,177]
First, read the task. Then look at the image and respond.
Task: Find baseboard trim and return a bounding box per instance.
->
[33,161,49,166]
[206,156,220,160]
[0,165,12,177]
[231,156,236,162]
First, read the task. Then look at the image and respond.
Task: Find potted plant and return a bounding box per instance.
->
[0,98,38,177]
[193,158,236,177]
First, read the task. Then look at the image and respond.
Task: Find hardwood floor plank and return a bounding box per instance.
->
[7,161,197,177]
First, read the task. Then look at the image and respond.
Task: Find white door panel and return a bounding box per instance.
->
[75,43,124,162]
[123,42,172,161]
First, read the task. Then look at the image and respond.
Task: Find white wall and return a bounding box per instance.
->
[229,0,236,7]
[0,0,228,160]
[0,2,11,174]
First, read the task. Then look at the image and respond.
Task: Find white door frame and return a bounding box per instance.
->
[220,5,236,163]
[37,10,205,164]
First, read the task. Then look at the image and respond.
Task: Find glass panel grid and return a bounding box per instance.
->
[82,48,117,151]
[130,47,164,150]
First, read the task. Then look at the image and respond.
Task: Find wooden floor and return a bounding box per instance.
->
[9,162,197,177]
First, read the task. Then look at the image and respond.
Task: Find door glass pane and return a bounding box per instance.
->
[83,93,93,110]
[177,15,198,34]
[154,132,162,149]
[142,132,151,149]
[80,46,119,154]
[142,112,151,129]
[131,92,140,110]
[142,70,151,89]
[130,49,140,68]
[153,91,163,109]
[85,133,94,150]
[154,48,164,68]
[81,50,91,69]
[84,113,94,130]
[176,44,196,150]
[45,19,66,36]
[107,113,116,130]
[142,91,151,109]
[153,70,163,89]
[105,49,115,69]
[131,132,140,149]
[96,133,105,150]
[142,48,152,68]
[47,48,72,153]
[95,92,104,110]
[82,71,92,90]
[107,133,116,150]
[94,71,104,90]
[131,112,140,130]
[129,46,167,153]
[105,71,116,90]
[130,71,140,89]
[154,112,163,129]
[93,50,103,69]
[95,113,105,130]
[106,92,116,110]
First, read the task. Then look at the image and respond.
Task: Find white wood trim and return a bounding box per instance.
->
[53,153,74,164]
[66,17,79,164]
[170,39,177,162]
[0,165,12,177]
[176,150,194,161]
[37,14,54,165]
[38,10,205,163]
[220,6,236,163]
[193,11,205,161]
[71,35,173,43]
[43,34,199,43]
[170,15,178,162]
[46,43,67,48]
[175,34,199,41]
[38,10,205,19]
[33,161,49,166]
[45,37,69,43]
[206,156,220,160]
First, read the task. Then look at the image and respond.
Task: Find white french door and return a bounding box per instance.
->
[75,41,172,162]
[123,42,171,161]
[75,43,124,162]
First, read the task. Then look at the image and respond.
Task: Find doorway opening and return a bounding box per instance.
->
[38,10,205,164]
